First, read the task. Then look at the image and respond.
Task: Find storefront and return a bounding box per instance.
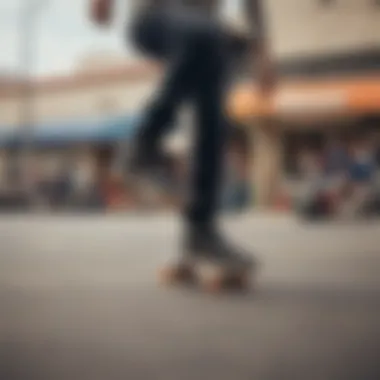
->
[228,76,380,210]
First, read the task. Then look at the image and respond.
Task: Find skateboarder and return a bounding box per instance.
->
[90,0,273,283]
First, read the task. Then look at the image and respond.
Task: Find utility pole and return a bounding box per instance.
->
[16,0,47,201]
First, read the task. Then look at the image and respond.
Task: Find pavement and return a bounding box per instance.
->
[1,213,380,380]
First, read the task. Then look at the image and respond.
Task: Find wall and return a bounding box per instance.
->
[0,78,158,129]
[0,63,160,189]
[264,0,380,59]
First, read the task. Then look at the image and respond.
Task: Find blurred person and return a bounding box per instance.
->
[343,138,376,218]
[348,138,376,185]
[222,134,250,212]
[70,159,98,209]
[297,149,333,219]
[324,138,349,178]
[305,139,345,218]
[49,161,73,210]
[299,149,322,181]
[90,0,274,270]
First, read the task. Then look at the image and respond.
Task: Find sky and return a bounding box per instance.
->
[0,0,239,77]
[0,0,134,77]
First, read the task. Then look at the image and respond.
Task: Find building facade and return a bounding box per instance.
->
[231,0,380,209]
[1,1,379,211]
[0,56,195,212]
[0,59,161,189]
[0,60,158,131]
[267,0,380,61]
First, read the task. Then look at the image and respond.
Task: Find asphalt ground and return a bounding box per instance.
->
[1,214,380,380]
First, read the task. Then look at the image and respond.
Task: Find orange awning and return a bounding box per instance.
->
[228,76,380,122]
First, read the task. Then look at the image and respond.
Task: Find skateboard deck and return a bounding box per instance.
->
[158,259,255,293]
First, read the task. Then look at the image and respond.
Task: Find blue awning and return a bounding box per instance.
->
[0,113,141,147]
[0,128,16,146]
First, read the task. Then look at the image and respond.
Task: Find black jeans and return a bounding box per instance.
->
[130,8,231,227]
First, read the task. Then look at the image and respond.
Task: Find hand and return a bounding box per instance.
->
[90,0,113,26]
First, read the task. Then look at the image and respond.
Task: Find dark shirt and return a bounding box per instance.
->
[132,0,216,14]
[132,0,266,41]
[348,155,376,183]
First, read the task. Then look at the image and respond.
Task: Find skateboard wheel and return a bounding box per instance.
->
[201,269,251,293]
[159,261,255,293]
[158,264,194,286]
[202,276,224,294]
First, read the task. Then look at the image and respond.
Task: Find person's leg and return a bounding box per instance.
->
[130,9,212,158]
[133,10,230,226]
[182,24,255,269]
[132,51,200,154]
[131,9,255,268]
[184,27,229,228]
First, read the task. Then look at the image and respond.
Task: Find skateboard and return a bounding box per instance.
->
[159,258,254,293]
